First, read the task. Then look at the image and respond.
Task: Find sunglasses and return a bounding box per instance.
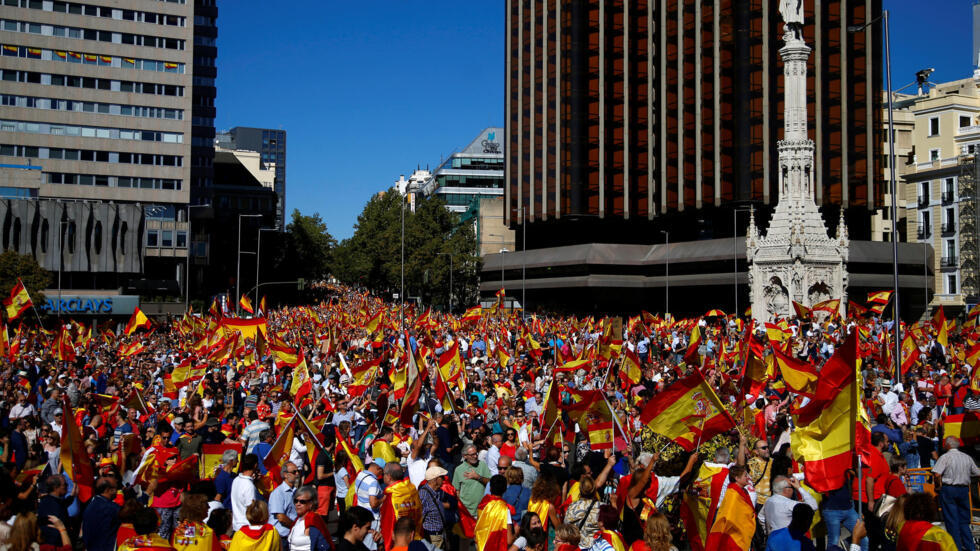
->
[293,498,312,504]
[757,445,769,450]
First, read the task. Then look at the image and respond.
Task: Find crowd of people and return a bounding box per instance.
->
[0,282,976,551]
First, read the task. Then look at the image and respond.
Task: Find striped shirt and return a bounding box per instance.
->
[354,471,382,518]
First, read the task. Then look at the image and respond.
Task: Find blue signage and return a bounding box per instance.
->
[40,295,139,315]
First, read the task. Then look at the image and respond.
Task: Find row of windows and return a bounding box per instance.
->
[0,93,183,120]
[3,0,185,26]
[0,144,183,167]
[146,229,186,248]
[0,19,185,50]
[0,119,184,144]
[1,44,185,74]
[47,172,182,190]
[0,69,184,96]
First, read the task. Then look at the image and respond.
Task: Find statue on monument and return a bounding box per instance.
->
[779,0,804,40]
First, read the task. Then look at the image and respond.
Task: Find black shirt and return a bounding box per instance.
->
[316,451,336,487]
[337,539,370,551]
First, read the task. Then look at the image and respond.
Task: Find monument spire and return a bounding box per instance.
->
[745,6,849,324]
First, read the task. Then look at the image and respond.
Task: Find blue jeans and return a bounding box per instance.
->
[940,485,974,551]
[823,507,869,551]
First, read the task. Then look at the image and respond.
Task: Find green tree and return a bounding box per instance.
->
[0,250,51,306]
[333,189,481,311]
[281,210,337,281]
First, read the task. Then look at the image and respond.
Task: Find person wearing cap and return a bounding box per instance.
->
[418,466,449,549]
[49,408,64,437]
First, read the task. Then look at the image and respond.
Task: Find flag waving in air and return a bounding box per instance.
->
[3,279,32,321]
[639,370,735,451]
[239,294,254,314]
[124,307,152,335]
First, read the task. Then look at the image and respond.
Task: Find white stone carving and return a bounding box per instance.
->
[746,14,849,325]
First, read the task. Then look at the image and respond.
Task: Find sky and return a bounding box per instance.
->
[215,1,974,241]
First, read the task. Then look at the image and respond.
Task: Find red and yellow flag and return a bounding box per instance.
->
[867,290,893,305]
[792,335,861,493]
[239,294,254,314]
[902,334,919,375]
[944,413,980,446]
[3,280,31,320]
[792,300,811,319]
[379,479,423,551]
[639,370,734,451]
[60,398,94,501]
[289,355,312,403]
[934,306,949,349]
[897,520,957,551]
[703,484,756,551]
[124,307,151,335]
[620,349,643,386]
[684,324,703,365]
[474,495,512,551]
[770,347,818,397]
[363,309,382,334]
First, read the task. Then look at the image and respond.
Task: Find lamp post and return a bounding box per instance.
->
[185,203,211,312]
[400,191,405,334]
[520,207,527,319]
[57,215,72,320]
[236,213,262,315]
[660,231,669,316]
[733,207,753,317]
[255,227,276,306]
[437,252,453,313]
[499,248,509,309]
[850,10,901,381]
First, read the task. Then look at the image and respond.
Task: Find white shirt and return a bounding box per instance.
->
[8,403,35,419]
[408,456,429,488]
[230,474,258,530]
[289,517,311,551]
[486,445,501,476]
[761,491,818,534]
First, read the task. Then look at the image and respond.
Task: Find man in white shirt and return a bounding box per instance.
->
[230,453,259,531]
[486,433,503,476]
[8,394,36,420]
[760,475,818,534]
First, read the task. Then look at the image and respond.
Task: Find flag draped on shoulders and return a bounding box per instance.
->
[379,478,422,551]
[704,484,755,551]
[474,495,513,551]
[897,520,957,551]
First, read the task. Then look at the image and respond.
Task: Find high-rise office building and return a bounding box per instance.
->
[0,0,202,298]
[215,126,286,229]
[505,0,883,247]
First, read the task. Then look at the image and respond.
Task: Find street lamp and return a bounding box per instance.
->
[519,207,527,319]
[660,231,669,316]
[57,215,73,320]
[850,11,901,381]
[236,213,262,315]
[436,252,453,313]
[499,248,509,309]
[255,227,277,306]
[185,203,211,311]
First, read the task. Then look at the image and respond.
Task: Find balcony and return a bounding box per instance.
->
[941,255,959,269]
[942,191,956,205]
[917,228,931,240]
[918,195,930,208]
[942,223,957,236]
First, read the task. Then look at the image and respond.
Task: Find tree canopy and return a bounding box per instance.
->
[332,190,481,311]
[0,250,51,305]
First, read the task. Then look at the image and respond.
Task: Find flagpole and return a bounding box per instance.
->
[600,393,630,448]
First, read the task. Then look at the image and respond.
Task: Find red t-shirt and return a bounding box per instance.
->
[953,385,968,408]
[936,383,952,407]
[882,473,907,497]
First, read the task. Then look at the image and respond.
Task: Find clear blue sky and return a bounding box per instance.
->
[215,1,974,240]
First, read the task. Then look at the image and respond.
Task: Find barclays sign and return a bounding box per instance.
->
[40,295,139,315]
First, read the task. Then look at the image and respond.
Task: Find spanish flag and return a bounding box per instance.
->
[555,358,591,373]
[497,345,511,368]
[770,346,818,397]
[791,335,860,493]
[620,349,643,386]
[933,306,949,349]
[100,55,112,63]
[27,48,41,58]
[792,300,811,319]
[399,343,422,427]
[123,57,135,65]
[474,495,513,551]
[335,427,365,508]
[813,298,841,315]
[60,398,94,501]
[164,62,178,69]
[588,419,615,450]
[379,479,423,551]
[461,305,482,322]
[363,309,382,334]
[239,294,254,314]
[258,295,267,315]
[944,413,980,446]
[639,370,735,451]
[868,290,893,305]
[437,341,464,382]
[849,301,869,317]
[124,307,151,335]
[703,484,756,551]
[289,355,312,403]
[902,334,919,375]
[4,280,32,321]
[684,324,703,365]
[897,520,957,551]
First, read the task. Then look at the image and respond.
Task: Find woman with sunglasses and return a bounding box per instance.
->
[288,485,331,551]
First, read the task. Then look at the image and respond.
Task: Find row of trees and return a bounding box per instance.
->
[331,189,481,311]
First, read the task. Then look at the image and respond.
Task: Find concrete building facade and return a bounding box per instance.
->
[215,126,286,229]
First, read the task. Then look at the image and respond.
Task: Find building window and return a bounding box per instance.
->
[146,230,158,247]
[176,231,186,248]
[946,239,956,259]
[929,117,940,136]
[930,149,941,162]
[161,231,173,247]
[948,274,958,294]
[919,182,930,204]
[961,115,973,128]
[921,211,931,237]
[946,208,955,226]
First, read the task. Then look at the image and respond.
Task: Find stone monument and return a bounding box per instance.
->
[746,6,849,324]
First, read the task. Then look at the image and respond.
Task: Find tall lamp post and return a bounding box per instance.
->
[850,10,901,381]
[437,252,453,313]
[499,248,509,309]
[660,231,669,316]
[236,213,262,315]
[255,227,276,306]
[520,207,527,319]
[57,215,72,321]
